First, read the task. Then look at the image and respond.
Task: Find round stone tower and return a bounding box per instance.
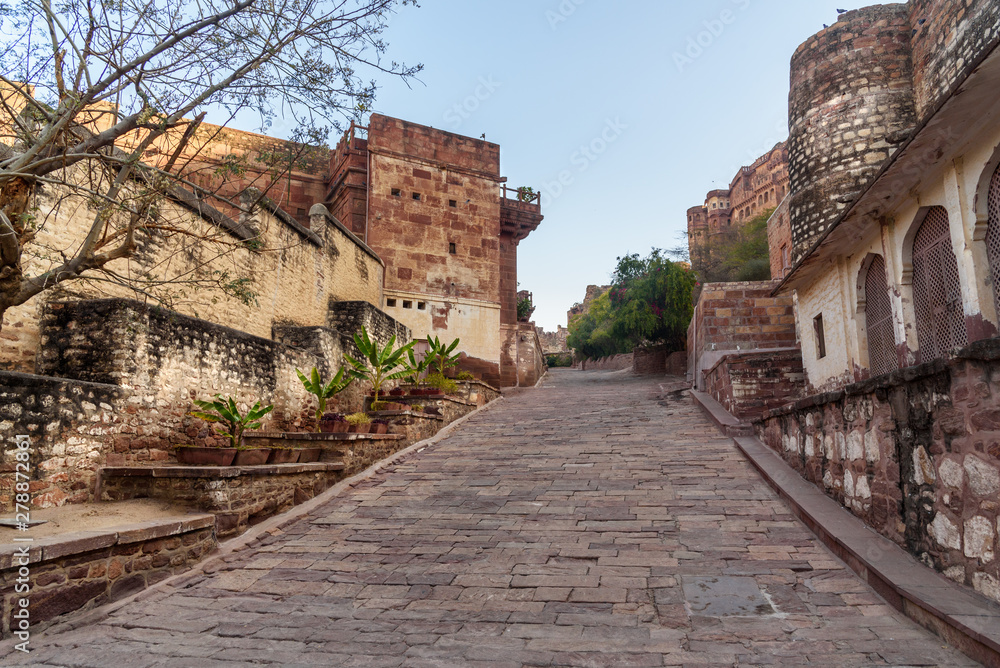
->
[787,4,917,263]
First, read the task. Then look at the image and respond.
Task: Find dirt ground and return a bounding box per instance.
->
[0,498,196,541]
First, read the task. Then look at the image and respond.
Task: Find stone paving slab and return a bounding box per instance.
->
[1,369,981,666]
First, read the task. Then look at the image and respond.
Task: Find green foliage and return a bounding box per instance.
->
[456,371,475,381]
[189,395,274,448]
[691,209,774,283]
[296,366,352,432]
[568,250,698,361]
[343,327,415,404]
[400,346,431,385]
[425,373,458,395]
[516,186,536,203]
[517,297,534,321]
[425,336,461,377]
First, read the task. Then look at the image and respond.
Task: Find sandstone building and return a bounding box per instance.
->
[1,111,543,387]
[719,0,1000,608]
[687,142,790,268]
[325,116,544,386]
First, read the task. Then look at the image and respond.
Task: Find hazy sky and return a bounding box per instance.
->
[307,1,872,331]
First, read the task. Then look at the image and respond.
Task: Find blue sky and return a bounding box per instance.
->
[321,1,871,331]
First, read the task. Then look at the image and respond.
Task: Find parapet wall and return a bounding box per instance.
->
[757,337,1000,604]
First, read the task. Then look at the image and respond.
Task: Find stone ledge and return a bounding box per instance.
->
[0,514,217,639]
[734,435,1000,667]
[0,514,215,570]
[100,463,345,479]
[248,432,405,442]
[690,389,753,437]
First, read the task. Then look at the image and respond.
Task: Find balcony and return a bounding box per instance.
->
[500,185,543,241]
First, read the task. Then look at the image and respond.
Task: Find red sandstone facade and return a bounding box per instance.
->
[686,143,790,278]
[325,115,543,386]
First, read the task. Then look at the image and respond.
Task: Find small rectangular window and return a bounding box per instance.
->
[449,200,457,208]
[412,192,421,201]
[391,188,401,197]
[386,299,397,308]
[403,300,413,309]
[449,242,456,254]
[814,314,827,359]
[417,302,426,310]
[296,208,306,216]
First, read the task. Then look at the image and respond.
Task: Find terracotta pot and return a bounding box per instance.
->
[349,423,371,434]
[234,448,271,466]
[175,447,236,466]
[372,423,388,435]
[321,420,348,433]
[298,447,322,463]
[268,448,299,464]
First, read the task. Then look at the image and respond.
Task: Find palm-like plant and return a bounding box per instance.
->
[296,366,353,433]
[343,327,415,404]
[189,395,274,448]
[426,335,461,377]
[401,346,431,385]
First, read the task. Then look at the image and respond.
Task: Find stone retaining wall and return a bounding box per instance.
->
[0,515,215,639]
[581,354,633,372]
[756,337,1000,604]
[706,350,807,421]
[99,464,344,538]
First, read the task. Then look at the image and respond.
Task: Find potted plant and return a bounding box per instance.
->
[346,412,371,434]
[297,446,322,463]
[425,335,461,379]
[319,412,349,433]
[296,366,352,433]
[182,395,274,465]
[268,446,299,464]
[344,326,415,406]
[370,418,389,435]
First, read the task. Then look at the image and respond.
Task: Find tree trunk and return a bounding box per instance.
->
[0,177,32,329]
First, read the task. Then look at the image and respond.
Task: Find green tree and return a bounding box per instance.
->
[568,250,697,361]
[693,208,774,283]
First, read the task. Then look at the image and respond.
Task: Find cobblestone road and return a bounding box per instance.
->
[5,370,978,667]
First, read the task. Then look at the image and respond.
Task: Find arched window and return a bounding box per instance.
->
[911,206,967,362]
[986,164,1000,319]
[862,255,898,377]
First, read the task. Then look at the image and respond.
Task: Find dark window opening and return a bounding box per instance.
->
[403,300,413,309]
[296,208,306,216]
[449,200,457,208]
[449,242,457,254]
[386,299,397,308]
[417,302,426,311]
[391,188,401,197]
[814,314,827,359]
[412,192,421,201]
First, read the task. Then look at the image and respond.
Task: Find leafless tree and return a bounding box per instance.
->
[0,0,420,328]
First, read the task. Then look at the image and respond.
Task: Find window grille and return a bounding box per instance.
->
[987,164,1000,320]
[912,206,967,362]
[864,255,897,377]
